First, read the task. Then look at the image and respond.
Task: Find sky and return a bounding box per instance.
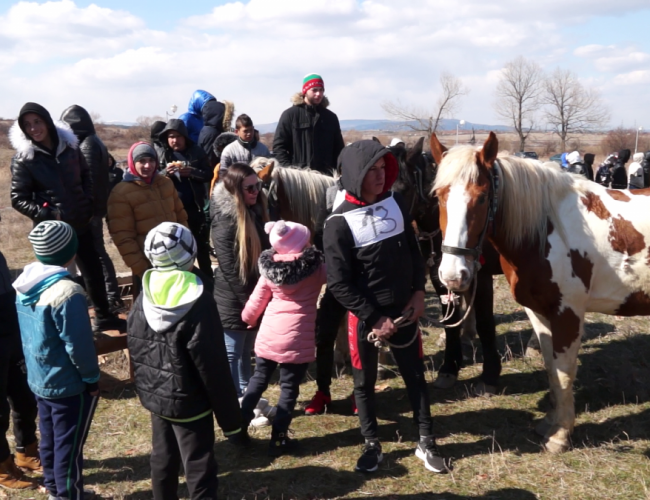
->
[0,0,648,129]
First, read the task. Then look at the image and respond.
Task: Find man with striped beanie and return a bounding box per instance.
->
[12,220,100,499]
[273,73,344,175]
[127,221,244,499]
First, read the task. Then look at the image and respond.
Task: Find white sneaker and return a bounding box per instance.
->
[250,415,271,427]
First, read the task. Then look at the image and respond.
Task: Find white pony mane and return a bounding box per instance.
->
[432,145,591,252]
[272,166,336,229]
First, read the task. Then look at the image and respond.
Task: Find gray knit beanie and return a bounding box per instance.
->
[131,143,157,164]
[28,221,78,266]
[144,222,197,271]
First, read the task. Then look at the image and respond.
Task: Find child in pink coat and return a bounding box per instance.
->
[240,220,326,456]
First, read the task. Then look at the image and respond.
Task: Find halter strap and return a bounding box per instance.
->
[441,160,501,260]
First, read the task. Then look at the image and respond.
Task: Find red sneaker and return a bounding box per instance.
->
[351,393,358,416]
[305,391,331,415]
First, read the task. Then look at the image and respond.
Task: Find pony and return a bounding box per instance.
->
[430,131,650,453]
[389,137,502,394]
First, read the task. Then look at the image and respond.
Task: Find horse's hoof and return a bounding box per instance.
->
[544,436,570,453]
[473,382,497,396]
[432,373,457,389]
[534,419,552,437]
[525,346,542,359]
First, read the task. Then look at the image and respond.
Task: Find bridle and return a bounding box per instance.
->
[440,160,501,261]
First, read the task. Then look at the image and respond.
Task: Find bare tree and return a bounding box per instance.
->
[382,72,468,138]
[543,68,610,151]
[494,56,543,152]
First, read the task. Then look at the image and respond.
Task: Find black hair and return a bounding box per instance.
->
[235,114,254,129]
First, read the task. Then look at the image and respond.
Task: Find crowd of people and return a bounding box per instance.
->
[0,73,446,500]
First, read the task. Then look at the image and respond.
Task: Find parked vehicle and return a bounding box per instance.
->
[514,151,539,160]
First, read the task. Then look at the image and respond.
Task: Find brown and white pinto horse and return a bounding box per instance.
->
[430,132,650,453]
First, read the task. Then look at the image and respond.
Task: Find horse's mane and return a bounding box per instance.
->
[272,166,336,229]
[432,145,591,252]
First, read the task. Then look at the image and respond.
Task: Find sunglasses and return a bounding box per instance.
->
[243,181,262,194]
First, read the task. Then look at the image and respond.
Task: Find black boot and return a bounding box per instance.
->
[268,430,298,457]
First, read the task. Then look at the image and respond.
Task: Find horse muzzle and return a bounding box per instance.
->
[438,255,472,292]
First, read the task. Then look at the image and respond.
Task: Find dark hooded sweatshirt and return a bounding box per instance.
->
[583,153,595,181]
[322,141,425,329]
[642,151,650,188]
[155,119,213,219]
[61,104,110,217]
[198,99,226,166]
[611,149,631,189]
[10,102,93,231]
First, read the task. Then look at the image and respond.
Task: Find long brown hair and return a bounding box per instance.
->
[222,163,269,281]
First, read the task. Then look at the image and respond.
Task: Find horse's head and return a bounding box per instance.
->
[431,132,499,291]
[391,137,438,231]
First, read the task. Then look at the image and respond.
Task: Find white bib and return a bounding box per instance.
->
[341,193,404,248]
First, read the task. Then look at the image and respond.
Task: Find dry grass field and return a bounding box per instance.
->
[2,141,650,499]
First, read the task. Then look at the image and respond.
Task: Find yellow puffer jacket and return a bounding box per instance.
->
[107,173,188,277]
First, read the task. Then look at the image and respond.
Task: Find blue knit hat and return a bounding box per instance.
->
[28,221,78,266]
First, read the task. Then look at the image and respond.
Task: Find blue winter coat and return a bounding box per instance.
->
[180,90,216,143]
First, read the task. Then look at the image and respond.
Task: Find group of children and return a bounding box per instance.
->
[12,213,325,498]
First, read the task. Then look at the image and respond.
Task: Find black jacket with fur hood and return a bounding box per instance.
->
[272,93,344,175]
[209,182,270,330]
[323,140,425,329]
[10,110,93,231]
[61,104,110,217]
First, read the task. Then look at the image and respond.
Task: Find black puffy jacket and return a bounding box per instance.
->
[209,183,270,330]
[10,120,93,231]
[127,268,241,431]
[198,99,225,167]
[61,105,110,217]
[273,94,344,175]
[323,141,425,328]
[611,149,631,189]
[642,152,650,188]
[567,162,589,179]
[156,119,213,219]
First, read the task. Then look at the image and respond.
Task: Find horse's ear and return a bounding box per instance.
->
[406,137,424,166]
[257,161,275,183]
[479,132,499,167]
[430,133,447,166]
[372,136,382,144]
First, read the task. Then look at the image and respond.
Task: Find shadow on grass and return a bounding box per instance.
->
[367,490,537,500]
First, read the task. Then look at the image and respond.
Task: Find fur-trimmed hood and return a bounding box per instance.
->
[259,246,323,286]
[10,120,78,160]
[211,182,238,219]
[291,92,330,108]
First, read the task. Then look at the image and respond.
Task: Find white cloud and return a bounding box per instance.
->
[0,0,649,129]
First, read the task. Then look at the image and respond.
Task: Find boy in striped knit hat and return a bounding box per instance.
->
[12,220,99,500]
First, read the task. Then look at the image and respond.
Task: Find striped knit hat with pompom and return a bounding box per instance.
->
[28,220,78,266]
[144,222,197,271]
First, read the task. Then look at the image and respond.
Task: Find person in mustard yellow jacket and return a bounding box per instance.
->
[107,142,188,295]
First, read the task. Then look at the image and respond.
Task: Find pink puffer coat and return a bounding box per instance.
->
[242,247,326,364]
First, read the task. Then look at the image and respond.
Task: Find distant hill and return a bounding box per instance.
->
[256,118,512,134]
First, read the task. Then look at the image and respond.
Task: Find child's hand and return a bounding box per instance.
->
[246,324,256,329]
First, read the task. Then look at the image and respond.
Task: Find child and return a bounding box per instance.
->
[12,220,100,499]
[219,114,270,177]
[240,220,326,456]
[127,222,244,499]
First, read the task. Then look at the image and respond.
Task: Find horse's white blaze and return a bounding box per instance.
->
[439,184,472,290]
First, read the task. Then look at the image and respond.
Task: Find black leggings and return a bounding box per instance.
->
[241,357,309,433]
[349,314,433,439]
[314,289,347,394]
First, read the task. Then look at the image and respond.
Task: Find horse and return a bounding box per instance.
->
[430,131,650,453]
[388,137,503,394]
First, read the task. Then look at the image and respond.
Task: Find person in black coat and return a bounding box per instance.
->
[642,151,650,188]
[210,163,270,398]
[127,222,244,500]
[61,104,123,312]
[272,74,344,175]
[9,102,125,332]
[0,249,40,491]
[323,140,446,474]
[198,98,227,167]
[611,149,631,189]
[150,120,166,149]
[156,119,214,279]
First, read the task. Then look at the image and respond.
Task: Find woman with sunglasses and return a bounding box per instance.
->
[210,163,272,424]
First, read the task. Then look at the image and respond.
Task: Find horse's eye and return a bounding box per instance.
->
[477,194,487,205]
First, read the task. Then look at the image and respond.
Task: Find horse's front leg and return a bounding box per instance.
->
[525,308,583,453]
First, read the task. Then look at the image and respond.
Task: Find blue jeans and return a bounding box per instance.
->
[223,329,257,397]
